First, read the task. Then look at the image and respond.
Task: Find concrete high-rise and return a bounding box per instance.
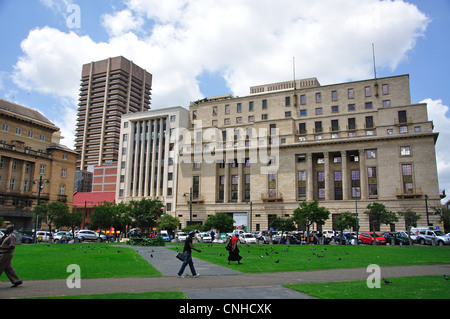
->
[74,56,152,171]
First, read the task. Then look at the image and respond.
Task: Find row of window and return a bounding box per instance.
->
[1,123,47,141]
[202,84,391,118]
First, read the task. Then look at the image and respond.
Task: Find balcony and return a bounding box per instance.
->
[396,187,422,199]
[261,192,283,202]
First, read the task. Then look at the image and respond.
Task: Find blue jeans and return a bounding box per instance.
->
[177,252,197,276]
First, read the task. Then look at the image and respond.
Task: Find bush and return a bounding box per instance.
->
[129,236,165,247]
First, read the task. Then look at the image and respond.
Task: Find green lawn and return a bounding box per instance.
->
[170,243,450,273]
[3,243,161,281]
[284,275,450,299]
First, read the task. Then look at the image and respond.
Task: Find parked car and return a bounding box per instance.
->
[335,233,360,245]
[416,229,449,246]
[239,233,257,244]
[53,231,74,243]
[197,232,212,243]
[176,232,188,242]
[322,230,335,240]
[382,232,410,245]
[75,230,102,242]
[160,230,172,242]
[36,231,52,242]
[359,232,386,245]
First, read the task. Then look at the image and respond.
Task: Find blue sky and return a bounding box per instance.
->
[1,0,450,199]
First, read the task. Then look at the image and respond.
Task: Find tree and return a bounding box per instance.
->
[129,198,164,233]
[397,209,420,245]
[432,206,450,233]
[203,212,234,234]
[33,202,70,234]
[90,201,115,233]
[364,203,398,232]
[269,216,296,244]
[293,200,330,244]
[334,212,357,245]
[157,214,180,237]
[110,202,132,240]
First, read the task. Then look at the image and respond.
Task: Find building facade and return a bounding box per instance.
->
[174,75,442,232]
[117,107,189,214]
[0,99,77,230]
[74,56,152,172]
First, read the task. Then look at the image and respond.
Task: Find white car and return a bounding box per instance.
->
[322,230,335,239]
[36,231,52,242]
[239,233,257,244]
[198,232,212,243]
[176,232,188,242]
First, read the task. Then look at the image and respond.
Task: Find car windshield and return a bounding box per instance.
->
[434,231,445,236]
[244,234,253,238]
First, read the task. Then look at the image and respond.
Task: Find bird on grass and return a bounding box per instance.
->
[444,274,449,281]
[382,278,392,285]
[275,259,280,263]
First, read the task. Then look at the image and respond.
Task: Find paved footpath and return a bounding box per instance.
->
[1,246,449,299]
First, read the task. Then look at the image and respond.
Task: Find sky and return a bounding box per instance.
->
[0,0,450,201]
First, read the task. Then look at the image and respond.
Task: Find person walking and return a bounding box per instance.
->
[227,233,242,265]
[177,231,202,278]
[0,225,22,288]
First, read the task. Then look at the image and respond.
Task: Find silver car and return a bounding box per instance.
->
[417,230,449,246]
[75,230,102,242]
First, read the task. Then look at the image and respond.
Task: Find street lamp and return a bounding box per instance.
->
[246,201,253,232]
[32,176,50,243]
[183,187,193,225]
[425,195,430,226]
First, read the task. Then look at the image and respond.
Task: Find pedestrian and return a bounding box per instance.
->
[177,231,201,278]
[0,225,22,288]
[228,233,242,265]
[210,230,215,242]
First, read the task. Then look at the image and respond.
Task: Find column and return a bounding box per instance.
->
[341,151,349,200]
[238,159,244,202]
[359,149,368,200]
[132,121,141,197]
[138,121,146,196]
[224,162,230,202]
[144,120,151,197]
[324,152,331,201]
[306,153,314,201]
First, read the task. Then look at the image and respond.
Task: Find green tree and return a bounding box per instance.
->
[129,198,164,233]
[33,202,69,234]
[397,209,420,245]
[111,202,132,240]
[432,206,450,233]
[203,212,234,234]
[364,203,398,232]
[90,201,115,233]
[293,200,330,244]
[334,212,357,245]
[269,216,296,244]
[157,214,180,238]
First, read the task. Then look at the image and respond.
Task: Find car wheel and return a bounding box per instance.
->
[97,237,102,243]
[420,238,425,245]
[438,241,444,247]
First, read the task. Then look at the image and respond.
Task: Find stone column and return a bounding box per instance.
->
[359,149,367,200]
[324,152,331,200]
[341,151,349,200]
[307,153,314,201]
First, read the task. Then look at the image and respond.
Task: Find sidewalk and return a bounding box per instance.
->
[1,246,449,299]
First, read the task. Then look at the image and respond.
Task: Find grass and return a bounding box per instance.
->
[28,291,187,299]
[169,243,450,273]
[284,275,450,299]
[2,243,161,281]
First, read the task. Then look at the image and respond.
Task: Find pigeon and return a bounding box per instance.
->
[117,250,124,253]
[260,255,264,259]
[338,257,341,261]
[275,259,280,263]
[382,278,392,285]
[444,274,449,281]
[151,254,153,258]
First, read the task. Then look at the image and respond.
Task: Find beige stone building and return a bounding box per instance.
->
[0,99,77,230]
[174,74,443,232]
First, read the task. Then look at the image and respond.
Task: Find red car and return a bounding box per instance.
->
[359,232,386,245]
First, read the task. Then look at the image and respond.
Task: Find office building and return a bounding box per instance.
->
[74,56,152,172]
[117,107,189,214]
[175,74,443,231]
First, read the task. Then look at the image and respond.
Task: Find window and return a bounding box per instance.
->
[298,171,306,181]
[59,184,66,195]
[331,120,339,131]
[400,126,408,133]
[224,118,230,125]
[365,116,374,128]
[9,178,15,190]
[39,134,46,142]
[170,115,176,122]
[236,117,242,123]
[331,105,339,113]
[261,114,268,120]
[400,146,411,156]
[61,169,67,177]
[348,88,354,99]
[285,96,291,106]
[1,124,9,132]
[262,100,267,110]
[334,171,342,181]
[40,165,46,175]
[193,176,200,199]
[365,86,371,97]
[300,95,306,105]
[365,102,373,109]
[28,131,34,138]
[316,93,322,103]
[316,107,323,115]
[212,106,218,116]
[348,118,356,130]
[382,84,389,94]
[300,109,307,116]
[348,104,356,111]
[314,121,322,133]
[366,149,376,159]
[331,90,338,101]
[401,164,413,193]
[285,111,291,117]
[15,128,22,135]
[12,161,17,171]
[383,100,391,107]
[317,172,325,199]
[249,101,254,111]
[225,105,230,114]
[398,111,407,123]
[248,116,254,122]
[237,103,242,113]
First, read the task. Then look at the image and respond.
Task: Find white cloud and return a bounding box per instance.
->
[12,0,430,149]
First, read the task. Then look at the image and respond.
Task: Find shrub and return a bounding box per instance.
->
[129,236,165,246]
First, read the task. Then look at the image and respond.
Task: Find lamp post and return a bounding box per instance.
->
[32,176,50,243]
[246,201,253,232]
[425,195,430,226]
[183,188,193,225]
